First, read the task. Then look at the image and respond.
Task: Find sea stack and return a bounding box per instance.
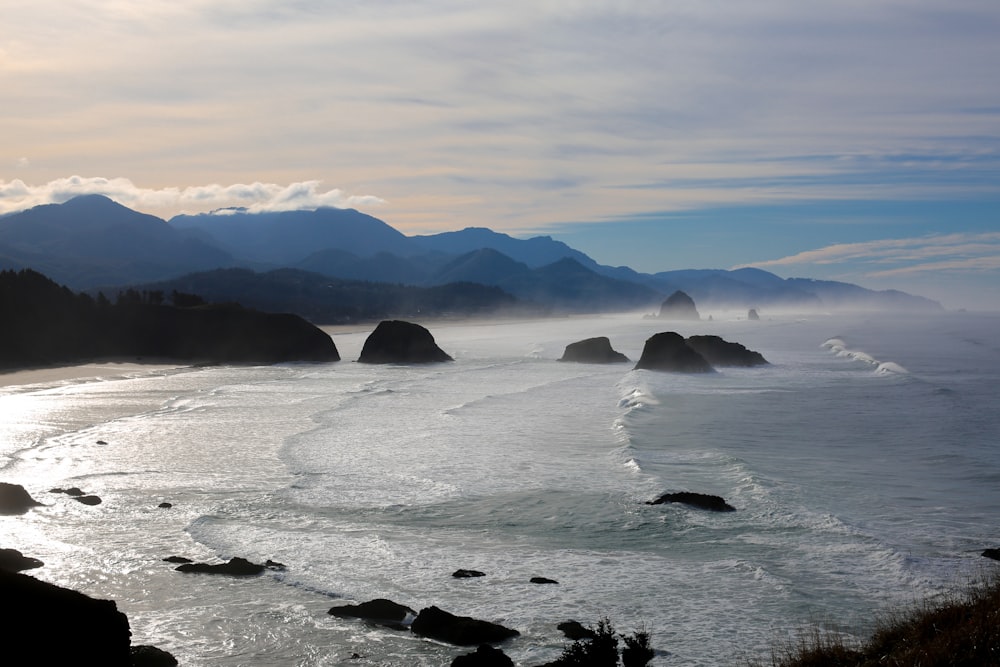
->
[634,332,714,373]
[658,291,700,320]
[358,320,453,364]
[559,337,629,363]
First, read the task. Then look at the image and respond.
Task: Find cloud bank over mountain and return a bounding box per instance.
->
[0,177,384,217]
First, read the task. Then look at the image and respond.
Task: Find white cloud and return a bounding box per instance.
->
[0,176,385,217]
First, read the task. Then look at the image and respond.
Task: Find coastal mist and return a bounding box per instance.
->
[2,311,999,666]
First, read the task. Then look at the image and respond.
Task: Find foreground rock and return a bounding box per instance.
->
[685,335,768,367]
[0,569,132,665]
[0,548,44,572]
[633,332,714,373]
[130,644,179,667]
[658,290,700,320]
[174,556,266,576]
[648,491,736,512]
[0,482,43,514]
[328,598,416,630]
[358,320,453,364]
[452,644,515,666]
[559,337,629,363]
[411,605,520,645]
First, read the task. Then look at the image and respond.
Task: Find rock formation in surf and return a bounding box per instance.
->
[633,332,714,373]
[357,320,453,364]
[559,337,629,363]
[647,491,736,512]
[658,290,700,320]
[410,605,520,645]
[174,556,268,576]
[684,335,768,367]
[328,598,416,630]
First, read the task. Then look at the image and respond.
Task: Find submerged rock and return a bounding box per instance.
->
[685,335,768,367]
[451,644,515,666]
[0,482,43,515]
[357,320,453,364]
[658,290,700,320]
[453,569,487,578]
[648,491,735,512]
[559,337,629,364]
[411,605,520,645]
[530,576,558,585]
[633,332,714,373]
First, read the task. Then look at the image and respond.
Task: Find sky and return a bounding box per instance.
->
[2,1,999,310]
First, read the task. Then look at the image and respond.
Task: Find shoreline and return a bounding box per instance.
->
[0,358,190,389]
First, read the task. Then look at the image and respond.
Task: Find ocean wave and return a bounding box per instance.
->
[822,337,909,375]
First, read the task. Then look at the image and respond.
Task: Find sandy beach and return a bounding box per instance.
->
[0,361,187,389]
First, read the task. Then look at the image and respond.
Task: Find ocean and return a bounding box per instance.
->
[1,310,998,666]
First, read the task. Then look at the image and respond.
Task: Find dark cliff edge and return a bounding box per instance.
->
[0,269,339,370]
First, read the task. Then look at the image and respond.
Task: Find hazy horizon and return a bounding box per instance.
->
[2,2,998,310]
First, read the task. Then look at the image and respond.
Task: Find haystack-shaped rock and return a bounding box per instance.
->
[685,335,768,367]
[559,337,629,363]
[357,320,453,364]
[748,308,760,321]
[634,332,714,373]
[658,290,700,320]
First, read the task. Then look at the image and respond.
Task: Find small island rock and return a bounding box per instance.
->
[358,320,453,364]
[748,308,760,321]
[658,290,700,320]
[559,337,629,363]
[634,332,714,373]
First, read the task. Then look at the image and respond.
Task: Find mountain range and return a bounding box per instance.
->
[0,194,942,318]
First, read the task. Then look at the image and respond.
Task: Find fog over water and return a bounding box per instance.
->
[2,310,999,666]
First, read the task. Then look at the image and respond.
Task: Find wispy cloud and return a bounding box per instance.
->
[739,232,1000,277]
[0,176,385,217]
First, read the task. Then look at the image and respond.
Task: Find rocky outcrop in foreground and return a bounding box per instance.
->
[633,332,714,373]
[0,569,133,665]
[559,337,629,363]
[358,320,453,363]
[0,482,43,514]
